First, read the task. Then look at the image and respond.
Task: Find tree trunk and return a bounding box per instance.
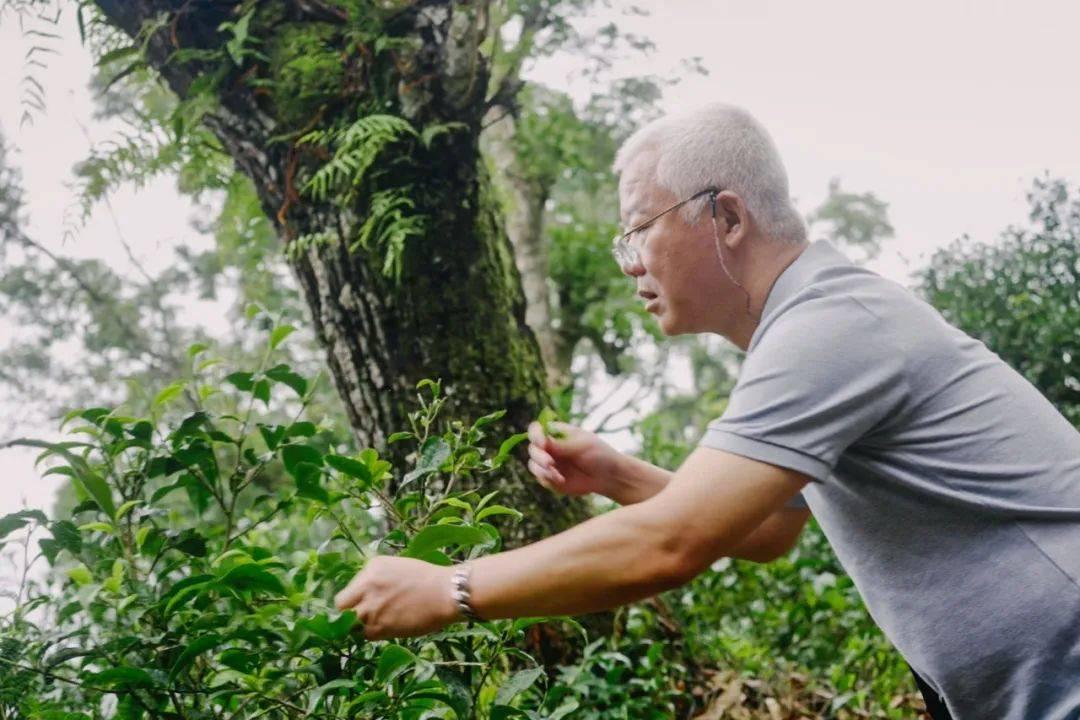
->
[90,0,593,548]
[481,105,570,389]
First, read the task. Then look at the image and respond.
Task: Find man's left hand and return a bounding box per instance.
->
[334,556,460,640]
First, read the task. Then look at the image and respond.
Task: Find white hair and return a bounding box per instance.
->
[612,102,806,244]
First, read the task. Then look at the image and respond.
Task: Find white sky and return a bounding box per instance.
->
[2,0,1078,528]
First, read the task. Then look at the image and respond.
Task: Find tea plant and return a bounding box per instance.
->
[0,321,587,719]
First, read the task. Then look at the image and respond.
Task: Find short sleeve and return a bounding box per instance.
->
[784,492,809,509]
[699,295,909,483]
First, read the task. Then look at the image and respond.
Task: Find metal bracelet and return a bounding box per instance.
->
[451,562,481,622]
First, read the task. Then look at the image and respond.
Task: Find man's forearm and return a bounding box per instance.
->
[467,499,689,620]
[606,452,798,563]
[605,453,673,505]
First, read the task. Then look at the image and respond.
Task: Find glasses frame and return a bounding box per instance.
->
[611,187,722,269]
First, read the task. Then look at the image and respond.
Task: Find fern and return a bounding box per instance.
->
[4,0,64,128]
[286,229,338,261]
[296,115,427,281]
[352,189,427,281]
[420,121,467,150]
[299,114,417,202]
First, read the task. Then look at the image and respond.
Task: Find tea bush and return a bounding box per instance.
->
[0,321,597,719]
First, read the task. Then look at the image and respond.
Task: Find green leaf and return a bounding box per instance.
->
[153,382,186,408]
[95,45,140,67]
[285,421,317,438]
[401,437,451,488]
[253,379,271,405]
[548,700,580,719]
[416,378,440,396]
[115,500,139,521]
[537,407,565,438]
[150,479,186,503]
[38,539,59,565]
[50,520,82,556]
[269,324,296,349]
[494,666,544,706]
[218,648,258,674]
[226,371,254,391]
[294,462,328,503]
[88,667,157,689]
[77,521,113,534]
[491,433,529,468]
[402,525,492,559]
[265,364,307,396]
[472,410,506,429]
[325,454,371,485]
[435,667,473,719]
[309,679,358,712]
[475,505,523,522]
[0,510,47,539]
[216,563,286,596]
[258,424,286,451]
[299,610,356,642]
[476,490,500,511]
[186,342,210,359]
[220,8,254,66]
[67,564,93,586]
[160,575,215,615]
[23,440,116,520]
[281,444,323,477]
[439,497,473,513]
[129,420,153,442]
[170,528,208,557]
[375,644,416,684]
[169,634,222,680]
[75,472,117,521]
[102,558,125,593]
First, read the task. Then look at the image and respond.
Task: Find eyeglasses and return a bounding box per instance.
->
[610,187,721,270]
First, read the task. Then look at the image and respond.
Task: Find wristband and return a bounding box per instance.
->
[451,562,481,622]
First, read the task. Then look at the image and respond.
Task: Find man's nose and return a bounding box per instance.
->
[620,256,646,277]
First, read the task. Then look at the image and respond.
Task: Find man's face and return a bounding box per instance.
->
[617,151,726,335]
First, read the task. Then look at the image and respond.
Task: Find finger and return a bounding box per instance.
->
[527,422,547,448]
[352,601,374,631]
[334,574,366,611]
[529,460,553,490]
[528,443,555,468]
[527,458,546,481]
[548,421,570,440]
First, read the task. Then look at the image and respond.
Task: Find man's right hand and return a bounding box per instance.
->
[526,421,623,499]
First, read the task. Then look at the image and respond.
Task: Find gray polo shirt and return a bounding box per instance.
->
[699,239,1080,719]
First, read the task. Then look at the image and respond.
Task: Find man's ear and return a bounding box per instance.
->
[715,191,751,250]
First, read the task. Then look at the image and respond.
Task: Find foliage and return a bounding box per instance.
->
[0,321,603,719]
[918,176,1080,426]
[525,605,689,720]
[806,177,894,263]
[667,526,920,718]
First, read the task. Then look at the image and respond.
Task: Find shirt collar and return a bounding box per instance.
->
[749,238,854,349]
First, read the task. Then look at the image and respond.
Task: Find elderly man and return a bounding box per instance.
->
[335,103,1080,720]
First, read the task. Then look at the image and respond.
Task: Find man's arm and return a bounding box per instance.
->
[466,447,809,620]
[609,452,811,563]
